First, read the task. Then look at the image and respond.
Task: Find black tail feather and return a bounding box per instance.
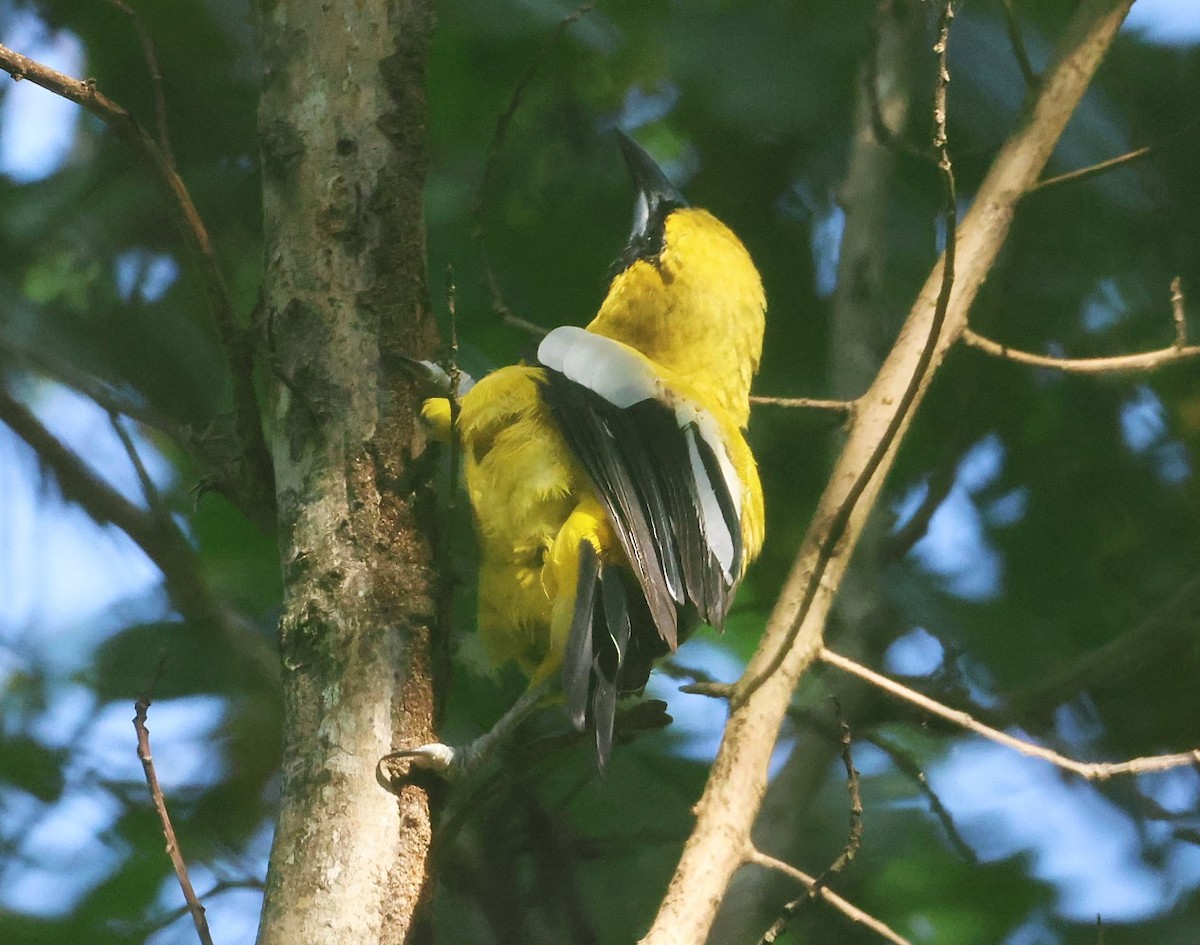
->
[563,542,600,730]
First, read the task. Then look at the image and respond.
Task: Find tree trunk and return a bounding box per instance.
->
[255,1,440,943]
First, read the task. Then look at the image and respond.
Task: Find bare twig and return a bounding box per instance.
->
[821,647,1200,781]
[750,394,856,414]
[473,3,595,335]
[1000,0,1039,89]
[746,850,912,945]
[134,658,215,945]
[0,42,273,524]
[104,0,175,169]
[1030,143,1152,193]
[961,327,1200,374]
[758,706,864,943]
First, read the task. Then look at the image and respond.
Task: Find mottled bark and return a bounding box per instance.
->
[255,1,440,943]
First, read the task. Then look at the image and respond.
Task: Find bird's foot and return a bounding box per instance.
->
[379,741,476,782]
[378,681,552,787]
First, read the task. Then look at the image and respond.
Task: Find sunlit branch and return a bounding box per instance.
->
[750,394,855,414]
[961,329,1200,373]
[820,648,1200,781]
[0,41,274,525]
[732,0,959,705]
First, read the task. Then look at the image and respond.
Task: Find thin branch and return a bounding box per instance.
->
[0,334,185,441]
[1029,143,1152,192]
[820,647,1200,781]
[1000,0,1039,89]
[472,4,595,336]
[961,327,1200,374]
[109,411,168,522]
[104,0,175,170]
[731,1,959,705]
[148,879,266,937]
[750,394,855,414]
[0,42,274,524]
[746,850,912,945]
[134,659,215,945]
[758,707,864,943]
[866,731,977,862]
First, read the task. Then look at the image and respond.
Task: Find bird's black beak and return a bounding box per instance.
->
[615,130,687,243]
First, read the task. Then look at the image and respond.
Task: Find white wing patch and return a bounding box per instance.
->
[538,327,660,409]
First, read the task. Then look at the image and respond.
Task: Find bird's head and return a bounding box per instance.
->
[591,131,766,426]
[613,130,688,275]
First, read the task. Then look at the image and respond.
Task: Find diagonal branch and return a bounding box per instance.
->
[0,42,274,526]
[745,850,912,945]
[640,3,1136,942]
[0,387,278,691]
[135,665,215,945]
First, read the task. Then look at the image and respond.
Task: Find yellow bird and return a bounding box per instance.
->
[420,132,765,768]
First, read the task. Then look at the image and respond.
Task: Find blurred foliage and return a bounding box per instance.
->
[1,0,1199,943]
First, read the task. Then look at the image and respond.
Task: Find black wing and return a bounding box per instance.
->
[539,369,743,644]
